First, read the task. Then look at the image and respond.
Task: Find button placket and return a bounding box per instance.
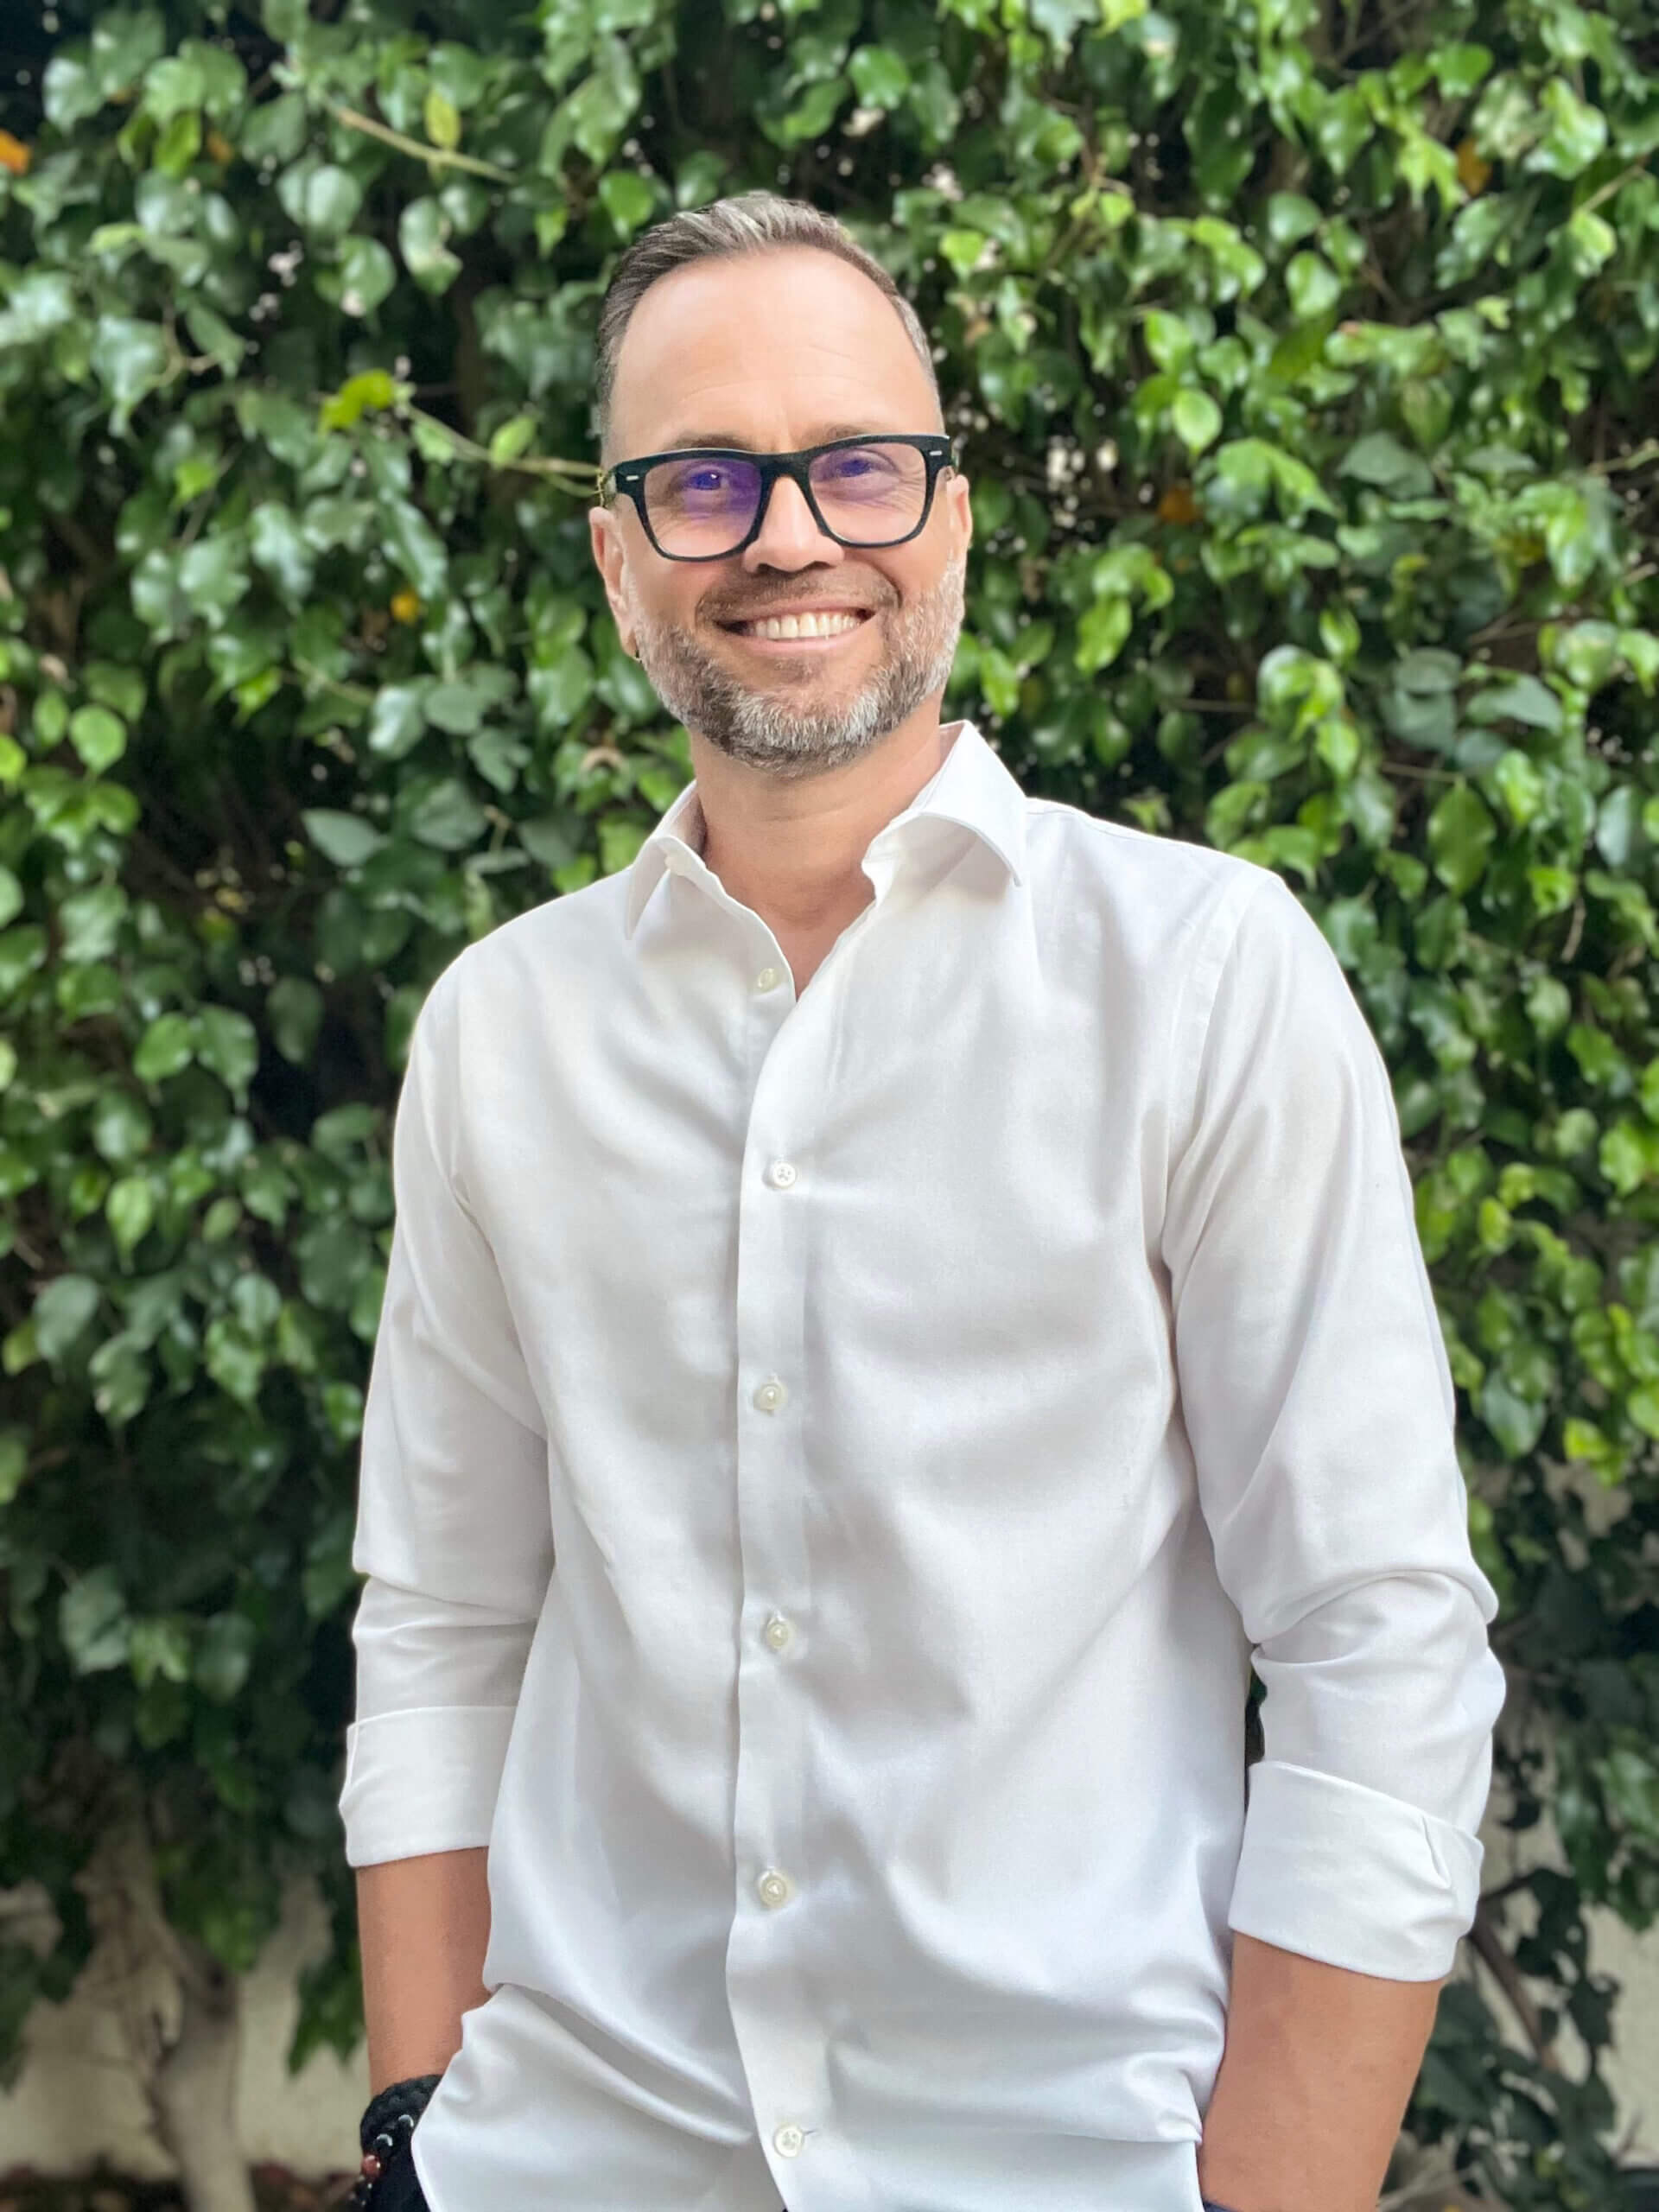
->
[726,974,830,2179]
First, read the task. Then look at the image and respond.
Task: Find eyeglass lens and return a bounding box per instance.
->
[642,443,930,556]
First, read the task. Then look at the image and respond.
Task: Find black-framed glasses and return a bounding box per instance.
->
[597,434,957,562]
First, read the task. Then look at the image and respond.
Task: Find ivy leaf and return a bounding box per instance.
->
[269,976,325,1065]
[1338,432,1436,499]
[34,1274,101,1361]
[404,778,488,851]
[1171,390,1222,454]
[133,1011,197,1083]
[87,316,168,427]
[106,1174,157,1258]
[1427,785,1497,896]
[424,86,461,151]
[194,1611,257,1702]
[60,1567,130,1675]
[399,198,463,294]
[195,1007,259,1099]
[303,809,387,868]
[848,46,911,107]
[249,503,316,606]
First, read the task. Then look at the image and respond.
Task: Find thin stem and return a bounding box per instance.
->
[403,404,594,485]
[327,102,518,184]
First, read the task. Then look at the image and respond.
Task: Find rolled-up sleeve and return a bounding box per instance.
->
[1162,869,1507,1980]
[339,960,554,1868]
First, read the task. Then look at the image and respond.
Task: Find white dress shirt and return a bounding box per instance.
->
[341,718,1505,2212]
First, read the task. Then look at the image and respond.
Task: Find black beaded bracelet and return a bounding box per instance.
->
[349,2073,442,2209]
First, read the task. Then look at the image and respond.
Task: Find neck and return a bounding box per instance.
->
[690,701,957,938]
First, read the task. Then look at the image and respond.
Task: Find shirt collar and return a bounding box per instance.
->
[621,720,1027,940]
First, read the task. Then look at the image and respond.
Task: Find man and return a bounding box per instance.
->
[340,193,1505,2212]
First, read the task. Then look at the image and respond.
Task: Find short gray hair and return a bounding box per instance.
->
[594,192,939,454]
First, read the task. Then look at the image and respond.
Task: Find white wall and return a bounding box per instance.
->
[0,1878,366,2183]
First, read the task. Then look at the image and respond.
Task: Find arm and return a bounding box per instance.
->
[358,1849,493,2091]
[1197,1935,1440,2212]
[1160,874,1508,2205]
[340,963,555,2075]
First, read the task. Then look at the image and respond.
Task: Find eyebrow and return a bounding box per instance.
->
[644,423,917,454]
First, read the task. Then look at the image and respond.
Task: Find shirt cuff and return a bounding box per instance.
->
[1226,1758,1483,1980]
[339,1704,517,1867]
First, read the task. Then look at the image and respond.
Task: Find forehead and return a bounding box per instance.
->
[607,246,939,456]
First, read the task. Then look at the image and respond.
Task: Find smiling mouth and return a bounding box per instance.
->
[718,608,875,642]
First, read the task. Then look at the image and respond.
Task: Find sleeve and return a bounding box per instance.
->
[1161,869,1508,1980]
[338,960,556,1868]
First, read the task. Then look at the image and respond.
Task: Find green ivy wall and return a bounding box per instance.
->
[2,0,1657,2202]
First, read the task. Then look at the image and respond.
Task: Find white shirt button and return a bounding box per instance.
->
[762,1613,793,1651]
[752,1377,788,1414]
[753,965,782,993]
[772,2122,805,2158]
[757,1867,793,1909]
[766,1159,798,1189]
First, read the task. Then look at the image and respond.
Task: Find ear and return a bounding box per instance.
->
[588,505,638,658]
[946,466,973,562]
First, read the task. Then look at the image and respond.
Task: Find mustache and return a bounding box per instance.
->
[697,577,896,624]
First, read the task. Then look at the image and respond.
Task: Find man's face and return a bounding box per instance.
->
[589,248,972,779]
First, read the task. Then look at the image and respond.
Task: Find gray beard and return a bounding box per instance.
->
[631,554,967,781]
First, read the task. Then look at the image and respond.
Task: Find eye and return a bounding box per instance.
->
[822,449,894,480]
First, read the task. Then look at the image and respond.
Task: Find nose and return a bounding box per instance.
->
[742,471,844,575]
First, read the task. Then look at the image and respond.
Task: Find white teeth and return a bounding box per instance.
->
[742,610,863,640]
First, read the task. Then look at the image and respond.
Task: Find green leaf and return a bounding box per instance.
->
[1265,192,1322,247]
[334,236,398,318]
[1285,251,1340,320]
[1466,675,1562,733]
[597,170,656,237]
[0,1428,29,1507]
[1478,1370,1547,1459]
[205,1316,266,1405]
[194,1611,257,1702]
[133,1011,197,1083]
[60,1567,130,1675]
[319,369,399,432]
[143,52,207,123]
[130,1618,194,1688]
[1075,598,1134,674]
[66,712,124,783]
[269,976,325,1065]
[43,49,105,130]
[58,884,126,965]
[303,809,387,868]
[399,198,463,294]
[195,1007,259,1098]
[34,1274,100,1361]
[849,45,911,109]
[1427,785,1497,897]
[368,683,429,760]
[1171,389,1222,454]
[249,503,315,605]
[88,317,168,426]
[424,86,461,150]
[106,1175,157,1258]
[404,779,488,851]
[92,1090,154,1166]
[1339,432,1436,499]
[488,413,538,467]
